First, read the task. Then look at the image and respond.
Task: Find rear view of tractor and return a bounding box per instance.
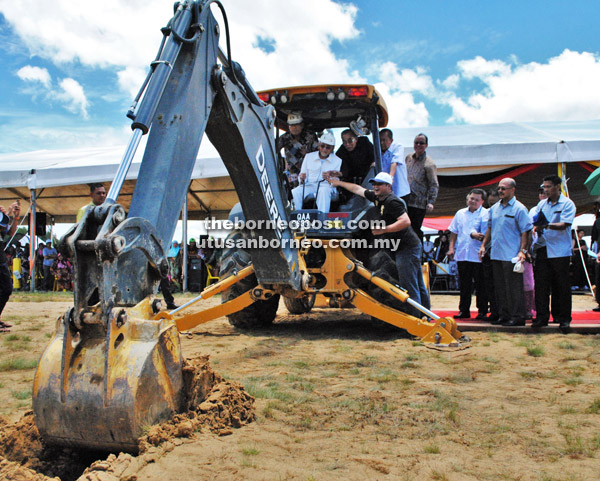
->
[31,0,466,455]
[218,83,464,346]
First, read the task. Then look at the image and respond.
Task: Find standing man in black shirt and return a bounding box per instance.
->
[1,201,21,331]
[330,172,429,315]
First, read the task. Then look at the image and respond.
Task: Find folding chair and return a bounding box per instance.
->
[205,264,220,287]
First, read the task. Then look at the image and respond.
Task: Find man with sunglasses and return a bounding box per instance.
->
[336,129,374,184]
[292,131,342,213]
[405,133,439,241]
[478,178,532,326]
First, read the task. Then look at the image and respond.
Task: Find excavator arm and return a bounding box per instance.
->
[33,0,300,452]
[66,0,299,316]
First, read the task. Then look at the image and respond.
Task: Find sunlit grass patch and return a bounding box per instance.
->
[585,399,600,414]
[424,443,440,454]
[366,369,397,384]
[557,340,576,350]
[561,433,599,458]
[11,389,32,400]
[0,357,38,371]
[241,446,260,456]
[564,377,583,386]
[527,345,545,357]
[9,291,73,302]
[482,356,499,364]
[558,405,577,415]
[440,370,476,384]
[356,355,377,367]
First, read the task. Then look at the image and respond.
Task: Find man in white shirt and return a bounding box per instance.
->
[447,189,489,320]
[292,131,342,213]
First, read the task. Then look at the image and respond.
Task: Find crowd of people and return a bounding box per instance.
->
[278,112,593,334]
[0,116,596,335]
[442,176,585,333]
[3,240,74,293]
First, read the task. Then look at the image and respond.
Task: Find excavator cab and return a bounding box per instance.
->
[257,84,384,235]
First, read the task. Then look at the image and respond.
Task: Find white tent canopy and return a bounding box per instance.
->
[1,119,600,220]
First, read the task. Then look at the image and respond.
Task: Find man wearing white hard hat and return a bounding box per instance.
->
[276,111,318,188]
[330,172,430,314]
[292,131,342,213]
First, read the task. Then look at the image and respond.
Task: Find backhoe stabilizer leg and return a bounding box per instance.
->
[350,288,464,348]
[353,263,464,344]
[152,265,263,332]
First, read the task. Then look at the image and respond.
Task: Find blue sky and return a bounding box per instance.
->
[0,0,599,154]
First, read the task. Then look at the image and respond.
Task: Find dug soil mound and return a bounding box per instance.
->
[0,356,255,481]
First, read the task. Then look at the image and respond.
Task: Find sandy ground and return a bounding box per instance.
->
[1,293,599,481]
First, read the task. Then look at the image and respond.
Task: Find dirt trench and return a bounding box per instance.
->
[0,356,255,481]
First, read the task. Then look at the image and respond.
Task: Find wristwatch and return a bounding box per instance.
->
[520,249,527,254]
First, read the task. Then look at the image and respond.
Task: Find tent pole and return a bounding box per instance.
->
[558,162,567,196]
[30,189,37,292]
[182,188,189,292]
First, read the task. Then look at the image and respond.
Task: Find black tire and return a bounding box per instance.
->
[220,230,280,329]
[283,293,316,314]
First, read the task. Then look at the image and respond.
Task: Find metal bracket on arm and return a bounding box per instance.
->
[63,203,168,325]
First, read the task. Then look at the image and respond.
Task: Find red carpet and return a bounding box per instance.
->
[434,310,600,325]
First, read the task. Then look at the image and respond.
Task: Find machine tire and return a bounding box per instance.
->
[283,293,316,314]
[220,230,280,329]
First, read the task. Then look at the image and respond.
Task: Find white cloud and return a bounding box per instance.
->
[456,56,511,80]
[0,0,366,151]
[116,67,147,99]
[0,0,363,95]
[16,65,51,88]
[369,62,432,127]
[55,78,89,118]
[375,82,430,128]
[443,50,600,124]
[439,74,460,90]
[378,62,434,94]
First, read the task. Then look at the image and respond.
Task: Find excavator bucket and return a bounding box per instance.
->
[32,300,183,452]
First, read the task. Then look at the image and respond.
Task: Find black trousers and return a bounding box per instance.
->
[457,261,485,315]
[595,262,600,305]
[0,263,13,317]
[159,278,175,305]
[492,260,526,321]
[43,264,53,291]
[534,248,571,324]
[407,206,426,242]
[481,254,498,316]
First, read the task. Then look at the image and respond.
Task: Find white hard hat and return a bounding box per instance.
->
[318,131,336,147]
[287,111,303,125]
[368,172,393,185]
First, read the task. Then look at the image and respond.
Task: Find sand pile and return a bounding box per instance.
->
[0,355,255,481]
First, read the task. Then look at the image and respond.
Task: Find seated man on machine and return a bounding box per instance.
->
[292,131,342,213]
[336,128,374,184]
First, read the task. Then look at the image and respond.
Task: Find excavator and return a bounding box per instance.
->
[32,0,467,453]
